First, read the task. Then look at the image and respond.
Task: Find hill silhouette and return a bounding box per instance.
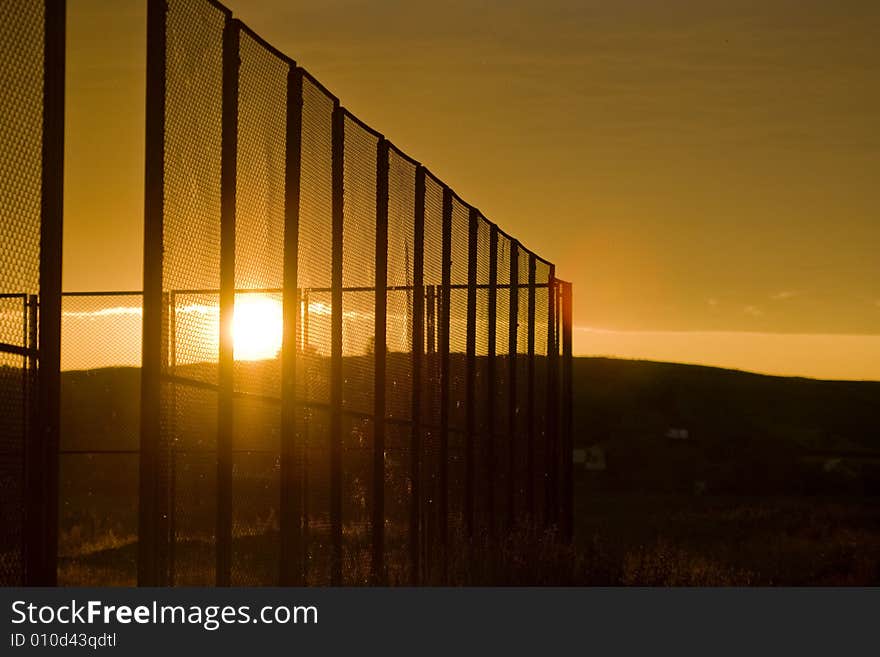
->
[572,357,880,494]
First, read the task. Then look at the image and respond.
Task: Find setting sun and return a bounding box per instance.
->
[233,294,283,361]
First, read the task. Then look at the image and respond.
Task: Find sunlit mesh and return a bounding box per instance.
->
[164,0,224,382]
[384,150,416,580]
[162,0,227,587]
[448,198,469,433]
[419,175,444,571]
[229,29,288,585]
[133,0,569,587]
[386,150,416,420]
[340,115,378,580]
[0,0,44,586]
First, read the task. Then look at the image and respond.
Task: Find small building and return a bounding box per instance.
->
[665,427,691,441]
[584,445,607,472]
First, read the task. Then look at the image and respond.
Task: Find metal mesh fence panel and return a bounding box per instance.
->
[57,453,139,586]
[165,381,217,585]
[447,197,469,537]
[419,174,444,575]
[0,297,30,585]
[385,149,416,582]
[161,0,227,585]
[386,150,416,420]
[473,217,491,531]
[341,114,378,582]
[534,259,550,527]
[494,234,512,530]
[0,0,56,586]
[140,0,569,586]
[58,293,141,585]
[230,28,288,586]
[515,245,530,523]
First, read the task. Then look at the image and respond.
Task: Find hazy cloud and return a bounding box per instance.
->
[770,290,800,300]
[744,305,764,317]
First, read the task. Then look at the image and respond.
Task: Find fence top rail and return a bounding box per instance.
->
[202,0,233,18]
[299,67,339,105]
[58,282,556,300]
[388,142,420,168]
[235,19,296,67]
[342,107,384,141]
[61,291,142,298]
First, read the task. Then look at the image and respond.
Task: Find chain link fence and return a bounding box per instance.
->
[0,0,64,586]
[135,0,574,586]
[0,0,572,587]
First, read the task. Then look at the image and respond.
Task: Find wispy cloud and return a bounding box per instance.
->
[707,297,719,307]
[770,290,800,301]
[743,305,764,317]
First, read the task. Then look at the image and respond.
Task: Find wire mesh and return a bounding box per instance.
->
[419,175,444,574]
[0,0,44,586]
[494,234,512,530]
[515,245,531,522]
[534,259,550,526]
[340,115,379,581]
[229,28,288,585]
[162,0,227,586]
[385,150,416,581]
[473,217,491,528]
[135,0,569,587]
[59,293,142,584]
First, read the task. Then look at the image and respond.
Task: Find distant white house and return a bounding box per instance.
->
[665,427,691,441]
[583,445,606,471]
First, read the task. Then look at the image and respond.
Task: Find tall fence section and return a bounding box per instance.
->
[0,0,64,586]
[0,0,572,587]
[140,0,573,586]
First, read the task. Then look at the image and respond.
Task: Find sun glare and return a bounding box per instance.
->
[233,294,283,361]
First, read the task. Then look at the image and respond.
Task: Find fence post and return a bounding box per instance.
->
[280,65,304,585]
[157,291,171,582]
[24,294,39,583]
[301,289,311,580]
[506,244,518,529]
[330,101,345,585]
[465,208,478,537]
[545,266,558,527]
[410,166,426,584]
[216,16,239,587]
[526,254,536,521]
[139,0,166,588]
[561,282,573,542]
[486,226,498,535]
[439,187,452,574]
[372,138,389,584]
[168,292,177,585]
[30,0,66,587]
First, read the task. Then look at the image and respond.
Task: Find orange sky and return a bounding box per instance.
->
[63,0,880,380]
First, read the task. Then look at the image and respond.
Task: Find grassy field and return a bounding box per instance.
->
[572,487,880,586]
[14,356,880,585]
